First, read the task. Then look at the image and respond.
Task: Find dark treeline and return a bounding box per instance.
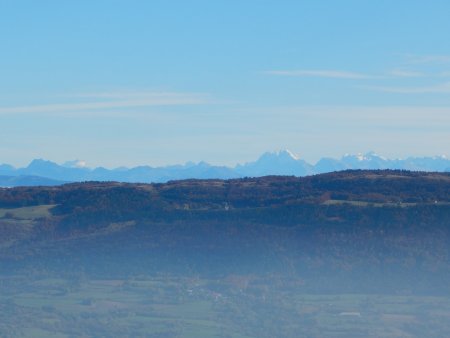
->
[1,170,450,295]
[0,169,449,208]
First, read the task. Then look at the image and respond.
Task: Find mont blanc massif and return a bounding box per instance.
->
[1,150,449,187]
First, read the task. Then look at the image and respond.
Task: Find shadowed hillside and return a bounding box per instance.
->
[1,170,449,294]
[1,170,450,337]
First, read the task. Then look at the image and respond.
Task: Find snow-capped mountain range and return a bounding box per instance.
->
[0,150,449,187]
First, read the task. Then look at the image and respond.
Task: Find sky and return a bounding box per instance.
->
[1,0,450,168]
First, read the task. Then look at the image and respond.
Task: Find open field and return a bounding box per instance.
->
[0,205,56,220]
[323,199,450,208]
[2,275,450,337]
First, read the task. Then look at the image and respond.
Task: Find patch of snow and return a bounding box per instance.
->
[63,160,88,168]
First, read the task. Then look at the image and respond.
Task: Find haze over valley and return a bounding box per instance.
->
[1,170,450,336]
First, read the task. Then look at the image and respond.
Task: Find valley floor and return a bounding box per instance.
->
[2,274,450,338]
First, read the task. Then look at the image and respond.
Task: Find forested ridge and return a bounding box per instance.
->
[1,170,450,294]
[1,169,449,209]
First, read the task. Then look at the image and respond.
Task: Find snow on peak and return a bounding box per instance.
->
[63,160,88,169]
[365,151,387,161]
[284,149,299,160]
[356,153,365,161]
[342,152,386,162]
[257,150,300,163]
[271,149,299,160]
[343,153,366,161]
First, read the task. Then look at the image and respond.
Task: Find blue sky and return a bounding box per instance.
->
[1,1,449,167]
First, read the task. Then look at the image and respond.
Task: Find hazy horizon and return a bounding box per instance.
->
[1,1,449,167]
[2,149,449,169]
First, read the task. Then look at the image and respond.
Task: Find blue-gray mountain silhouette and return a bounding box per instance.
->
[0,151,449,186]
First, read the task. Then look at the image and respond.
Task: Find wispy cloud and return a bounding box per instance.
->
[405,54,450,65]
[388,69,425,78]
[265,70,375,79]
[365,82,450,94]
[267,68,430,80]
[236,105,450,129]
[0,91,210,115]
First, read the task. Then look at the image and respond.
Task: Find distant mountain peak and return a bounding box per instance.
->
[279,149,299,160]
[27,158,59,169]
[236,149,312,177]
[62,160,88,169]
[1,151,449,187]
[342,152,386,162]
[342,153,366,161]
[0,163,15,170]
[260,149,299,161]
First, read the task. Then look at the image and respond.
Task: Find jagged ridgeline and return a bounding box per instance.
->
[1,170,450,294]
